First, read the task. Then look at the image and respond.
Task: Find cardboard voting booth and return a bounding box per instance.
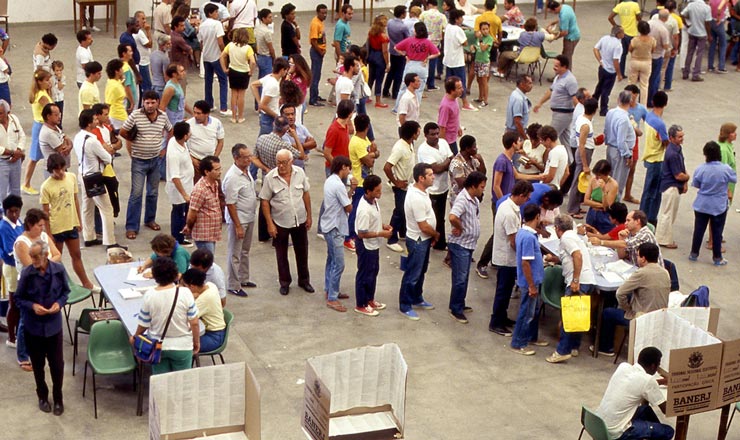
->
[301,343,408,440]
[149,362,261,440]
[629,308,740,417]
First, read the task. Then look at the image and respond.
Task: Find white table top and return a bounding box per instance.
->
[94,262,155,335]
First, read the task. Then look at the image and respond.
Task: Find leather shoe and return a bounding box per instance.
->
[279,286,290,296]
[241,281,257,288]
[299,283,315,293]
[53,402,64,416]
[39,399,51,413]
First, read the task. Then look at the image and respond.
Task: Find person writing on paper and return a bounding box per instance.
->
[595,242,670,357]
[180,268,225,353]
[596,346,674,440]
[588,209,663,267]
[580,202,628,242]
[131,257,199,375]
[137,233,191,276]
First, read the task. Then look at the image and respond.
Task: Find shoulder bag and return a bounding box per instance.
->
[81,135,107,198]
[133,287,180,364]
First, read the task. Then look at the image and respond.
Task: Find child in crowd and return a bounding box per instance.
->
[473,22,493,107]
[51,60,66,129]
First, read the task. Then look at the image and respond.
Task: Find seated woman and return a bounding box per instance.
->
[138,233,191,276]
[181,268,226,353]
[584,160,619,234]
[581,201,628,241]
[496,17,554,76]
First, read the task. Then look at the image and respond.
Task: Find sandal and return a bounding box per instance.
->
[19,361,32,372]
[623,196,640,204]
[571,213,584,219]
[126,230,137,240]
[661,243,678,249]
[145,222,161,231]
[326,301,347,312]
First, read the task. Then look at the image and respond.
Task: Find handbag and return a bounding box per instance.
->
[81,135,107,198]
[227,1,248,37]
[133,287,180,364]
[561,293,591,333]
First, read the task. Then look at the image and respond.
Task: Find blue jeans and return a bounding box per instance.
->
[594,66,616,115]
[399,237,431,312]
[731,20,740,64]
[448,243,473,315]
[204,60,228,111]
[126,157,160,232]
[708,20,727,71]
[348,188,364,239]
[257,54,273,78]
[355,97,375,141]
[446,66,467,97]
[663,55,676,90]
[355,239,379,307]
[171,203,188,244]
[324,228,346,301]
[153,85,164,97]
[393,60,428,112]
[388,187,407,244]
[511,284,542,349]
[259,112,274,136]
[639,161,663,225]
[617,405,675,440]
[691,209,728,261]
[367,49,387,97]
[200,329,225,353]
[0,158,22,211]
[556,284,593,355]
[599,307,630,353]
[195,241,215,254]
[490,265,517,328]
[620,35,633,77]
[427,44,442,88]
[139,64,152,94]
[647,57,663,108]
[309,47,324,104]
[383,54,406,98]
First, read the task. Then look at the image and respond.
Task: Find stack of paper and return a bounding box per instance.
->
[119,288,144,300]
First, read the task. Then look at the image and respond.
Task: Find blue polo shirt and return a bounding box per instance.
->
[119,31,141,64]
[559,5,581,41]
[660,143,686,193]
[516,225,544,290]
[496,183,551,210]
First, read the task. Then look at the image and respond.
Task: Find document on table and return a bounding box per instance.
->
[605,260,634,276]
[127,267,149,281]
[600,271,624,284]
[119,288,145,299]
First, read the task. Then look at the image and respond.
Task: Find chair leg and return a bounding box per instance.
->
[218,354,225,364]
[136,364,144,416]
[73,328,78,376]
[89,295,97,307]
[614,331,628,364]
[577,426,585,440]
[195,355,201,367]
[83,361,88,397]
[92,371,98,419]
[63,305,74,345]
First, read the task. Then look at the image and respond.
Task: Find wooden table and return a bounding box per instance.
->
[73,0,117,36]
[332,0,370,22]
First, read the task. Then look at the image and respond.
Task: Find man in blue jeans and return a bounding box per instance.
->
[199,3,230,116]
[398,163,438,321]
[639,91,669,226]
[596,346,675,440]
[120,91,174,239]
[308,4,328,106]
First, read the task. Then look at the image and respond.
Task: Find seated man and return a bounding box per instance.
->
[581,202,628,241]
[596,346,675,440]
[137,234,191,275]
[190,248,227,307]
[589,210,663,267]
[181,268,226,353]
[596,242,670,356]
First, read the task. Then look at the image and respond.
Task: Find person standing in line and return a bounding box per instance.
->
[367,14,392,108]
[707,0,729,73]
[251,57,290,136]
[396,73,421,128]
[533,55,579,155]
[604,90,637,197]
[182,156,223,253]
[639,91,669,226]
[0,195,23,348]
[223,144,258,298]
[220,28,256,124]
[354,175,391,317]
[420,0,447,91]
[394,23,440,110]
[153,0,173,41]
[384,120,421,253]
[623,84,647,204]
[566,98,598,216]
[383,6,410,102]
[399,163,439,321]
[447,171,486,324]
[437,76,464,155]
[609,0,641,77]
[593,26,625,117]
[228,0,258,48]
[199,4,231,117]
[505,75,534,140]
[75,30,95,90]
[78,62,103,113]
[654,125,689,249]
[280,3,301,58]
[255,8,276,83]
[681,0,713,81]
[417,122,453,252]
[0,102,26,203]
[443,9,477,112]
[22,69,53,196]
[308,4,329,106]
[169,17,194,92]
[186,100,225,181]
[150,35,171,97]
[134,11,154,96]
[647,11,671,108]
[165,121,194,247]
[333,5,353,61]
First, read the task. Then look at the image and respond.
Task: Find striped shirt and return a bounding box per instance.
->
[138,285,198,351]
[189,178,222,243]
[448,188,481,250]
[122,109,173,160]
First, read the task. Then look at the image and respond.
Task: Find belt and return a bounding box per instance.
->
[551,108,574,114]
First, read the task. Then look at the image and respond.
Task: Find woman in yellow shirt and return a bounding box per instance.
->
[22,69,52,195]
[220,28,256,124]
[104,59,129,130]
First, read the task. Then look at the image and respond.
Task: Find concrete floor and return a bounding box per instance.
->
[2,2,740,439]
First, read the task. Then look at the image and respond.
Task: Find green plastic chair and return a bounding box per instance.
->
[193,309,234,367]
[83,320,139,419]
[539,45,559,84]
[578,406,615,440]
[64,281,95,344]
[72,307,116,376]
[541,265,566,310]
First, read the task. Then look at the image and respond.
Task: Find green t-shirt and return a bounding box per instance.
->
[151,245,191,274]
[719,140,736,196]
[474,34,494,63]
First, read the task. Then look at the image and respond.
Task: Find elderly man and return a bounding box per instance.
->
[150,35,171,97]
[259,149,313,295]
[120,90,174,240]
[15,239,70,416]
[589,210,664,268]
[187,100,224,181]
[604,90,636,197]
[655,125,689,249]
[596,242,670,357]
[182,156,222,253]
[280,104,317,169]
[505,75,533,140]
[681,0,713,82]
[0,101,26,208]
[223,144,258,297]
[593,26,624,117]
[533,55,579,153]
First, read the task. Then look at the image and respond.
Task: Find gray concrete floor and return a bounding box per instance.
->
[2,3,740,439]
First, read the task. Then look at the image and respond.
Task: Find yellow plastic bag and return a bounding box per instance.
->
[102,164,116,178]
[561,294,591,332]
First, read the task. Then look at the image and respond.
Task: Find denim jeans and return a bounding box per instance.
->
[617,405,675,440]
[200,329,225,353]
[204,60,228,111]
[309,47,324,104]
[511,284,541,349]
[607,147,630,198]
[139,64,152,94]
[388,187,407,244]
[691,209,728,261]
[383,54,406,99]
[663,55,676,90]
[171,203,188,244]
[0,81,9,104]
[446,66,467,97]
[348,188,364,239]
[355,239,380,308]
[399,237,431,312]
[153,85,165,98]
[259,112,274,136]
[708,20,727,71]
[556,284,593,355]
[490,265,517,328]
[639,161,663,225]
[324,228,345,301]
[448,243,473,315]
[427,48,440,88]
[620,35,633,77]
[355,97,375,141]
[393,60,428,112]
[367,49,387,97]
[0,159,22,212]
[429,192,448,250]
[647,57,663,108]
[599,307,630,353]
[126,157,160,232]
[195,241,215,254]
[594,66,616,115]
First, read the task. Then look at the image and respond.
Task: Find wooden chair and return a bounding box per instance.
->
[0,0,8,33]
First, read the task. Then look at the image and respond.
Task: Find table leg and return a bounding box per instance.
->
[718,404,731,440]
[74,2,79,33]
[363,0,366,22]
[675,415,690,440]
[113,2,118,36]
[592,290,605,358]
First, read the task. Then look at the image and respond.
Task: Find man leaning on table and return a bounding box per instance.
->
[589,209,663,268]
[594,242,670,357]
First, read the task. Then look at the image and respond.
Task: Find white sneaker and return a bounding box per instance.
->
[219,109,233,117]
[91,26,101,32]
[386,243,404,253]
[6,339,16,348]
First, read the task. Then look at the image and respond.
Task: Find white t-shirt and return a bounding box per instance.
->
[134,29,152,66]
[186,116,225,160]
[518,140,546,175]
[73,129,111,176]
[544,144,569,189]
[417,140,453,195]
[39,124,66,161]
[574,115,595,151]
[443,24,466,68]
[165,137,195,205]
[397,89,419,125]
[335,75,354,104]
[355,196,383,250]
[198,18,226,63]
[259,74,281,116]
[229,0,258,29]
[75,45,94,84]
[492,197,521,267]
[404,185,436,241]
[138,285,198,351]
[558,229,595,285]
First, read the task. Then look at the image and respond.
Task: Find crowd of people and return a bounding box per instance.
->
[0,0,737,434]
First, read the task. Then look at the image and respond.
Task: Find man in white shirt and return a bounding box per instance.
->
[596,347,674,440]
[166,121,195,247]
[397,73,420,127]
[417,122,452,251]
[593,26,624,116]
[335,55,358,105]
[566,97,598,215]
[0,101,26,208]
[199,3,230,116]
[251,57,290,136]
[134,11,154,95]
[539,124,570,190]
[443,9,477,111]
[187,100,225,181]
[229,0,258,38]
[75,30,94,89]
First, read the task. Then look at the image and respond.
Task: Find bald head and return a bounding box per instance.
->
[658,9,669,20]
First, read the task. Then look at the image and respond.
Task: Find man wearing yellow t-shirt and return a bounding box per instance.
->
[639,91,669,226]
[309,4,328,106]
[474,0,503,44]
[104,59,128,130]
[78,61,102,115]
[348,114,378,240]
[609,0,641,76]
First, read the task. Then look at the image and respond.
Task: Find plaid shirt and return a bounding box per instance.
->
[624,226,663,267]
[189,177,222,242]
[255,132,301,171]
